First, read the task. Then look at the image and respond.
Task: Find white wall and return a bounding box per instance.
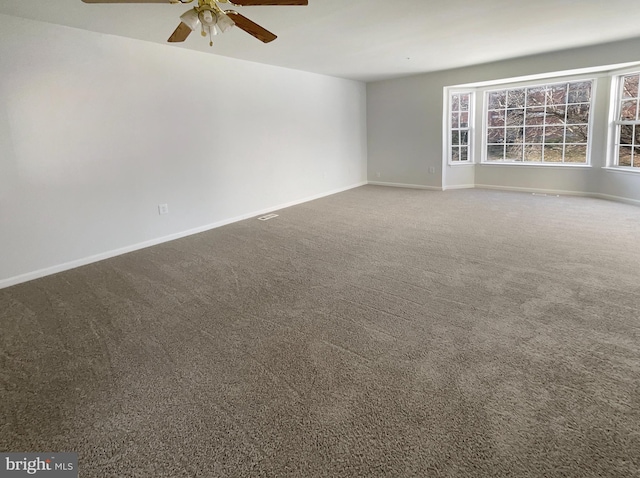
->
[0,14,367,287]
[367,37,640,202]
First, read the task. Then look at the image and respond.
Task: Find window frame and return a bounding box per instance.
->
[480,78,596,167]
[608,70,640,172]
[447,90,475,166]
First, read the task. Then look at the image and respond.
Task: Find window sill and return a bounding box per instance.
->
[448,162,475,167]
[479,162,592,169]
[601,166,640,175]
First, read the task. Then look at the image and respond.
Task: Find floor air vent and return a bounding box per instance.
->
[258,214,279,221]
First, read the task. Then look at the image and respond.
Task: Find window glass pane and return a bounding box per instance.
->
[487,128,505,144]
[451,147,460,161]
[623,75,639,99]
[544,145,564,162]
[459,112,469,128]
[451,95,460,111]
[451,112,460,128]
[460,147,468,162]
[486,146,502,161]
[488,110,505,127]
[566,104,590,124]
[507,89,526,108]
[633,148,640,167]
[547,84,567,106]
[505,144,524,161]
[565,125,588,143]
[506,127,523,144]
[525,108,545,125]
[460,131,469,146]
[488,91,506,109]
[564,145,587,163]
[619,125,634,145]
[620,100,637,121]
[460,94,470,111]
[524,144,543,162]
[487,145,505,161]
[506,109,524,126]
[544,106,566,125]
[525,126,544,143]
[568,81,592,103]
[527,87,546,107]
[451,130,460,146]
[619,146,633,166]
[545,126,565,144]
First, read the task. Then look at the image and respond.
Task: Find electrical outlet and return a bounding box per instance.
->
[376,172,381,178]
[158,204,169,215]
[429,167,436,174]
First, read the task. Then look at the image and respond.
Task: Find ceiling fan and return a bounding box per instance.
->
[81,0,308,46]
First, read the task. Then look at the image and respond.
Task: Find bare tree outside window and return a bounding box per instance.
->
[485,80,592,164]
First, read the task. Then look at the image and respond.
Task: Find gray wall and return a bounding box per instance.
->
[0,14,368,287]
[367,37,640,201]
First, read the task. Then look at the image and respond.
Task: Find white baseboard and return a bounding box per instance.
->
[0,182,367,290]
[474,183,587,197]
[369,180,640,206]
[443,184,475,191]
[591,192,640,206]
[475,183,640,206]
[368,181,442,191]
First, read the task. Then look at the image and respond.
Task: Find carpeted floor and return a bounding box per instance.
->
[1,186,639,477]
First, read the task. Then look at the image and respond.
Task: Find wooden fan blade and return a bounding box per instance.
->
[229,0,307,4]
[82,0,170,3]
[168,22,192,42]
[226,11,277,43]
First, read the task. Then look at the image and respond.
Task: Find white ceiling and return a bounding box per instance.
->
[2,0,640,82]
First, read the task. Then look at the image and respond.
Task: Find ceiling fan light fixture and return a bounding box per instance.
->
[216,11,235,33]
[200,9,214,26]
[179,8,200,31]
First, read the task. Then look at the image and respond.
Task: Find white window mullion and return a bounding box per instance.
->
[542,86,548,162]
[562,83,569,162]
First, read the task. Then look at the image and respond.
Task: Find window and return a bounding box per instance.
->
[449,92,473,163]
[612,72,640,169]
[484,80,593,164]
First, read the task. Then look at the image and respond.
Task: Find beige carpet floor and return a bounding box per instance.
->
[1,186,639,477]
